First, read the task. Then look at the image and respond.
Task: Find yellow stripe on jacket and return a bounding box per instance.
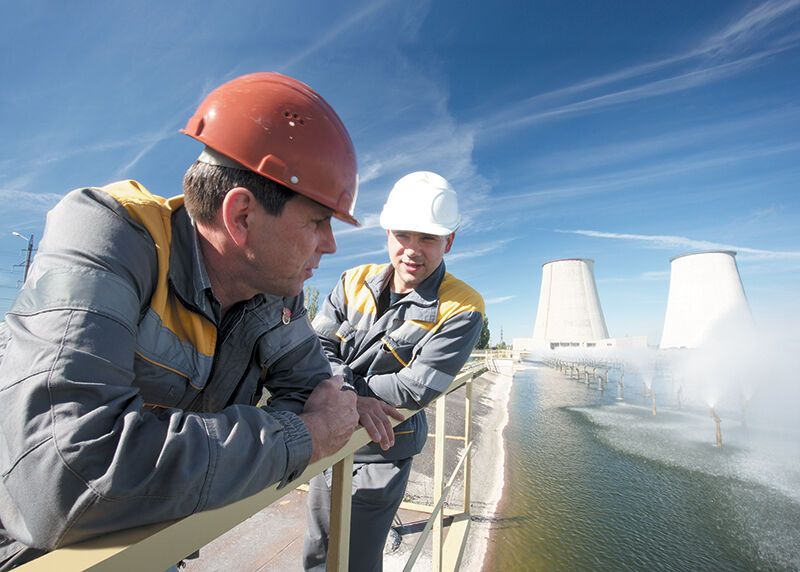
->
[101,180,217,358]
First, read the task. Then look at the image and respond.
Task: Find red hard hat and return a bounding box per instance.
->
[182,72,359,225]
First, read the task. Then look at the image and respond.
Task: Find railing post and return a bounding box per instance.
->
[327,454,354,572]
[433,391,447,572]
[462,373,473,514]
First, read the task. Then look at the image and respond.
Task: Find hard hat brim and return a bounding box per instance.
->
[379,211,458,236]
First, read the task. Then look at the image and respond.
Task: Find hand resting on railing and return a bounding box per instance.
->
[356,396,405,451]
[299,376,360,463]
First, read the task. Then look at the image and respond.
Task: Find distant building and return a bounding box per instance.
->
[532,258,609,348]
[514,258,646,356]
[659,251,752,349]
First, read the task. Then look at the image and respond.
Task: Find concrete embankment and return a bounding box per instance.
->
[457,361,514,572]
[385,359,514,571]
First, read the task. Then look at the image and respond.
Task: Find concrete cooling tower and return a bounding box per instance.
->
[532,258,609,345]
[659,251,752,349]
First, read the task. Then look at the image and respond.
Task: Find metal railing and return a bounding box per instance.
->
[18,357,497,571]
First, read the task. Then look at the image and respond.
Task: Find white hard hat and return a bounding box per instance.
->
[379,171,460,236]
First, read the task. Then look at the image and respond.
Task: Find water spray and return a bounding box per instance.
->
[738,386,749,430]
[709,406,723,447]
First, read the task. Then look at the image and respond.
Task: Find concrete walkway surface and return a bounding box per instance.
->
[184,362,514,572]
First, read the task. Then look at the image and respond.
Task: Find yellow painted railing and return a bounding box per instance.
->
[18,357,497,572]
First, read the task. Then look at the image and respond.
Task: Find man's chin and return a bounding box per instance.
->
[262,282,303,299]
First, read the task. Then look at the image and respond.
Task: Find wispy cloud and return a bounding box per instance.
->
[703,0,800,56]
[112,127,177,180]
[0,189,62,207]
[561,229,800,261]
[359,120,481,189]
[527,105,800,176]
[328,247,387,263]
[485,295,516,305]
[349,67,490,231]
[281,0,391,71]
[0,139,133,174]
[447,238,513,262]
[641,271,670,281]
[482,49,785,134]
[335,213,383,236]
[488,141,800,214]
[474,1,800,137]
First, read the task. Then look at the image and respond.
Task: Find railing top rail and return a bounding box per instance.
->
[18,363,488,572]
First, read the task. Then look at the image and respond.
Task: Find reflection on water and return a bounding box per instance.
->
[485,362,800,571]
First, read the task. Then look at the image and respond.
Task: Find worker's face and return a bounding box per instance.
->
[247,194,336,297]
[387,230,454,293]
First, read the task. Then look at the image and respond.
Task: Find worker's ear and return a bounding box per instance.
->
[444,232,455,253]
[220,187,256,247]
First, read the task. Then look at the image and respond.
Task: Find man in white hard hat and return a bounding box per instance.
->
[303,171,484,571]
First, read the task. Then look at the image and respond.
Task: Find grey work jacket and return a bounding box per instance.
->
[313,262,483,462]
[0,182,330,565]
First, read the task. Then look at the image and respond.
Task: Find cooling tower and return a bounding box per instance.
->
[532,258,609,344]
[659,251,752,349]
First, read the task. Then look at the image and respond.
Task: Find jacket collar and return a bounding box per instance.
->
[169,205,219,321]
[365,261,447,323]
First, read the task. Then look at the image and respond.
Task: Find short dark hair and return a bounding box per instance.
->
[182,161,295,223]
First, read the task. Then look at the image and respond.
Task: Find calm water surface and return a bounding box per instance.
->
[485,362,800,571]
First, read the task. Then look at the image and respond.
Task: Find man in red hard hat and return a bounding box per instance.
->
[0,72,359,570]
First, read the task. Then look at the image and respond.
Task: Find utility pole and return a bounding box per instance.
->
[11,232,35,285]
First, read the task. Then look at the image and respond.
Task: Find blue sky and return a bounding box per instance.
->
[2,0,799,344]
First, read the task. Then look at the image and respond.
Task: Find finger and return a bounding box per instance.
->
[377,412,394,449]
[359,414,383,444]
[381,402,405,421]
[370,412,392,450]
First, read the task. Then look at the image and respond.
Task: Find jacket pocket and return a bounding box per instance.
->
[367,336,415,375]
[132,353,188,408]
[335,320,356,343]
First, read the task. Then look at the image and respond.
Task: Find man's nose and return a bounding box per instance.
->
[319,220,337,254]
[404,237,421,255]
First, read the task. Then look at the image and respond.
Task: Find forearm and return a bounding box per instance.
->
[0,309,312,550]
[365,310,483,409]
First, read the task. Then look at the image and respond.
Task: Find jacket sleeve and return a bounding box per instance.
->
[311,273,363,386]
[0,189,312,551]
[261,305,332,415]
[362,308,483,409]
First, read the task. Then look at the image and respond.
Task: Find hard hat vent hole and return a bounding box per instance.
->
[283,111,305,125]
